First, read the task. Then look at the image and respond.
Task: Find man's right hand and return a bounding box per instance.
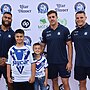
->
[0,57,6,66]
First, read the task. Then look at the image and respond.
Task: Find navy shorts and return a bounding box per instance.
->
[48,64,71,79]
[74,66,90,81]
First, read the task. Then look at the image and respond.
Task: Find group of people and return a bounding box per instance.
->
[0,9,90,90]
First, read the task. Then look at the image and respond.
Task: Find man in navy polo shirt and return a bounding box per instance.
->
[71,11,90,90]
[41,10,72,90]
[0,12,15,90]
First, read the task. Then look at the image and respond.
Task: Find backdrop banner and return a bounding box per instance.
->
[0,0,90,90]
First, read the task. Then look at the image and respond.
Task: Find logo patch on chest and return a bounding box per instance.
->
[8,35,11,38]
[57,32,60,35]
[84,32,88,35]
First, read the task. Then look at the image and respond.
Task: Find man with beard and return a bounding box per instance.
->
[0,12,15,90]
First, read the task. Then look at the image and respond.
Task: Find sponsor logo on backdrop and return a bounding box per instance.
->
[45,84,64,90]
[59,84,64,90]
[21,19,30,28]
[58,18,67,26]
[24,36,32,46]
[74,2,86,12]
[46,84,50,90]
[38,17,48,30]
[38,17,67,30]
[18,5,31,13]
[37,3,49,13]
[55,4,68,12]
[21,19,31,31]
[1,4,12,14]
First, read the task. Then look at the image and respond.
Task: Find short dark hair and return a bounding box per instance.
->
[33,43,41,47]
[47,10,57,17]
[3,12,12,16]
[15,29,24,35]
[76,11,86,15]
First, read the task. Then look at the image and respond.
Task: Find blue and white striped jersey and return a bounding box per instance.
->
[35,55,48,78]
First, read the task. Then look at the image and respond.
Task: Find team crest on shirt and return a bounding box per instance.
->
[57,32,60,35]
[11,47,30,74]
[8,35,11,38]
[84,32,88,35]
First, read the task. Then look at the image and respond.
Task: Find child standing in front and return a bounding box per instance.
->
[7,29,36,90]
[33,43,48,90]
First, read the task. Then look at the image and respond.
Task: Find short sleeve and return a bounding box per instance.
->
[64,28,71,42]
[71,31,74,42]
[41,30,46,43]
[44,57,48,68]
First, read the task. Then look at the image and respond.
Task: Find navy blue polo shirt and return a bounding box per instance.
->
[0,26,15,58]
[41,23,71,64]
[71,23,90,67]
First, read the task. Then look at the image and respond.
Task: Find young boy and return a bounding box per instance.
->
[6,29,36,90]
[33,43,48,90]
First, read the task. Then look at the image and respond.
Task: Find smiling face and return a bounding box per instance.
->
[2,13,12,27]
[33,45,42,55]
[75,12,87,28]
[47,13,58,26]
[15,33,24,45]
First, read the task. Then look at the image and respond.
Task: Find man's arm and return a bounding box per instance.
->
[66,41,73,71]
[44,68,48,86]
[40,42,46,52]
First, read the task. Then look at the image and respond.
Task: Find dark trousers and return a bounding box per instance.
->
[13,82,34,90]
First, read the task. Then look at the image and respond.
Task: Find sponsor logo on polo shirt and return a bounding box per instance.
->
[46,34,51,37]
[46,31,51,33]
[74,31,78,36]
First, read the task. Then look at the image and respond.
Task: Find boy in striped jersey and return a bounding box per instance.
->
[33,43,48,90]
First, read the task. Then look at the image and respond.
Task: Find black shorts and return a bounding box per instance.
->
[48,64,71,79]
[74,66,90,81]
[13,82,34,90]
